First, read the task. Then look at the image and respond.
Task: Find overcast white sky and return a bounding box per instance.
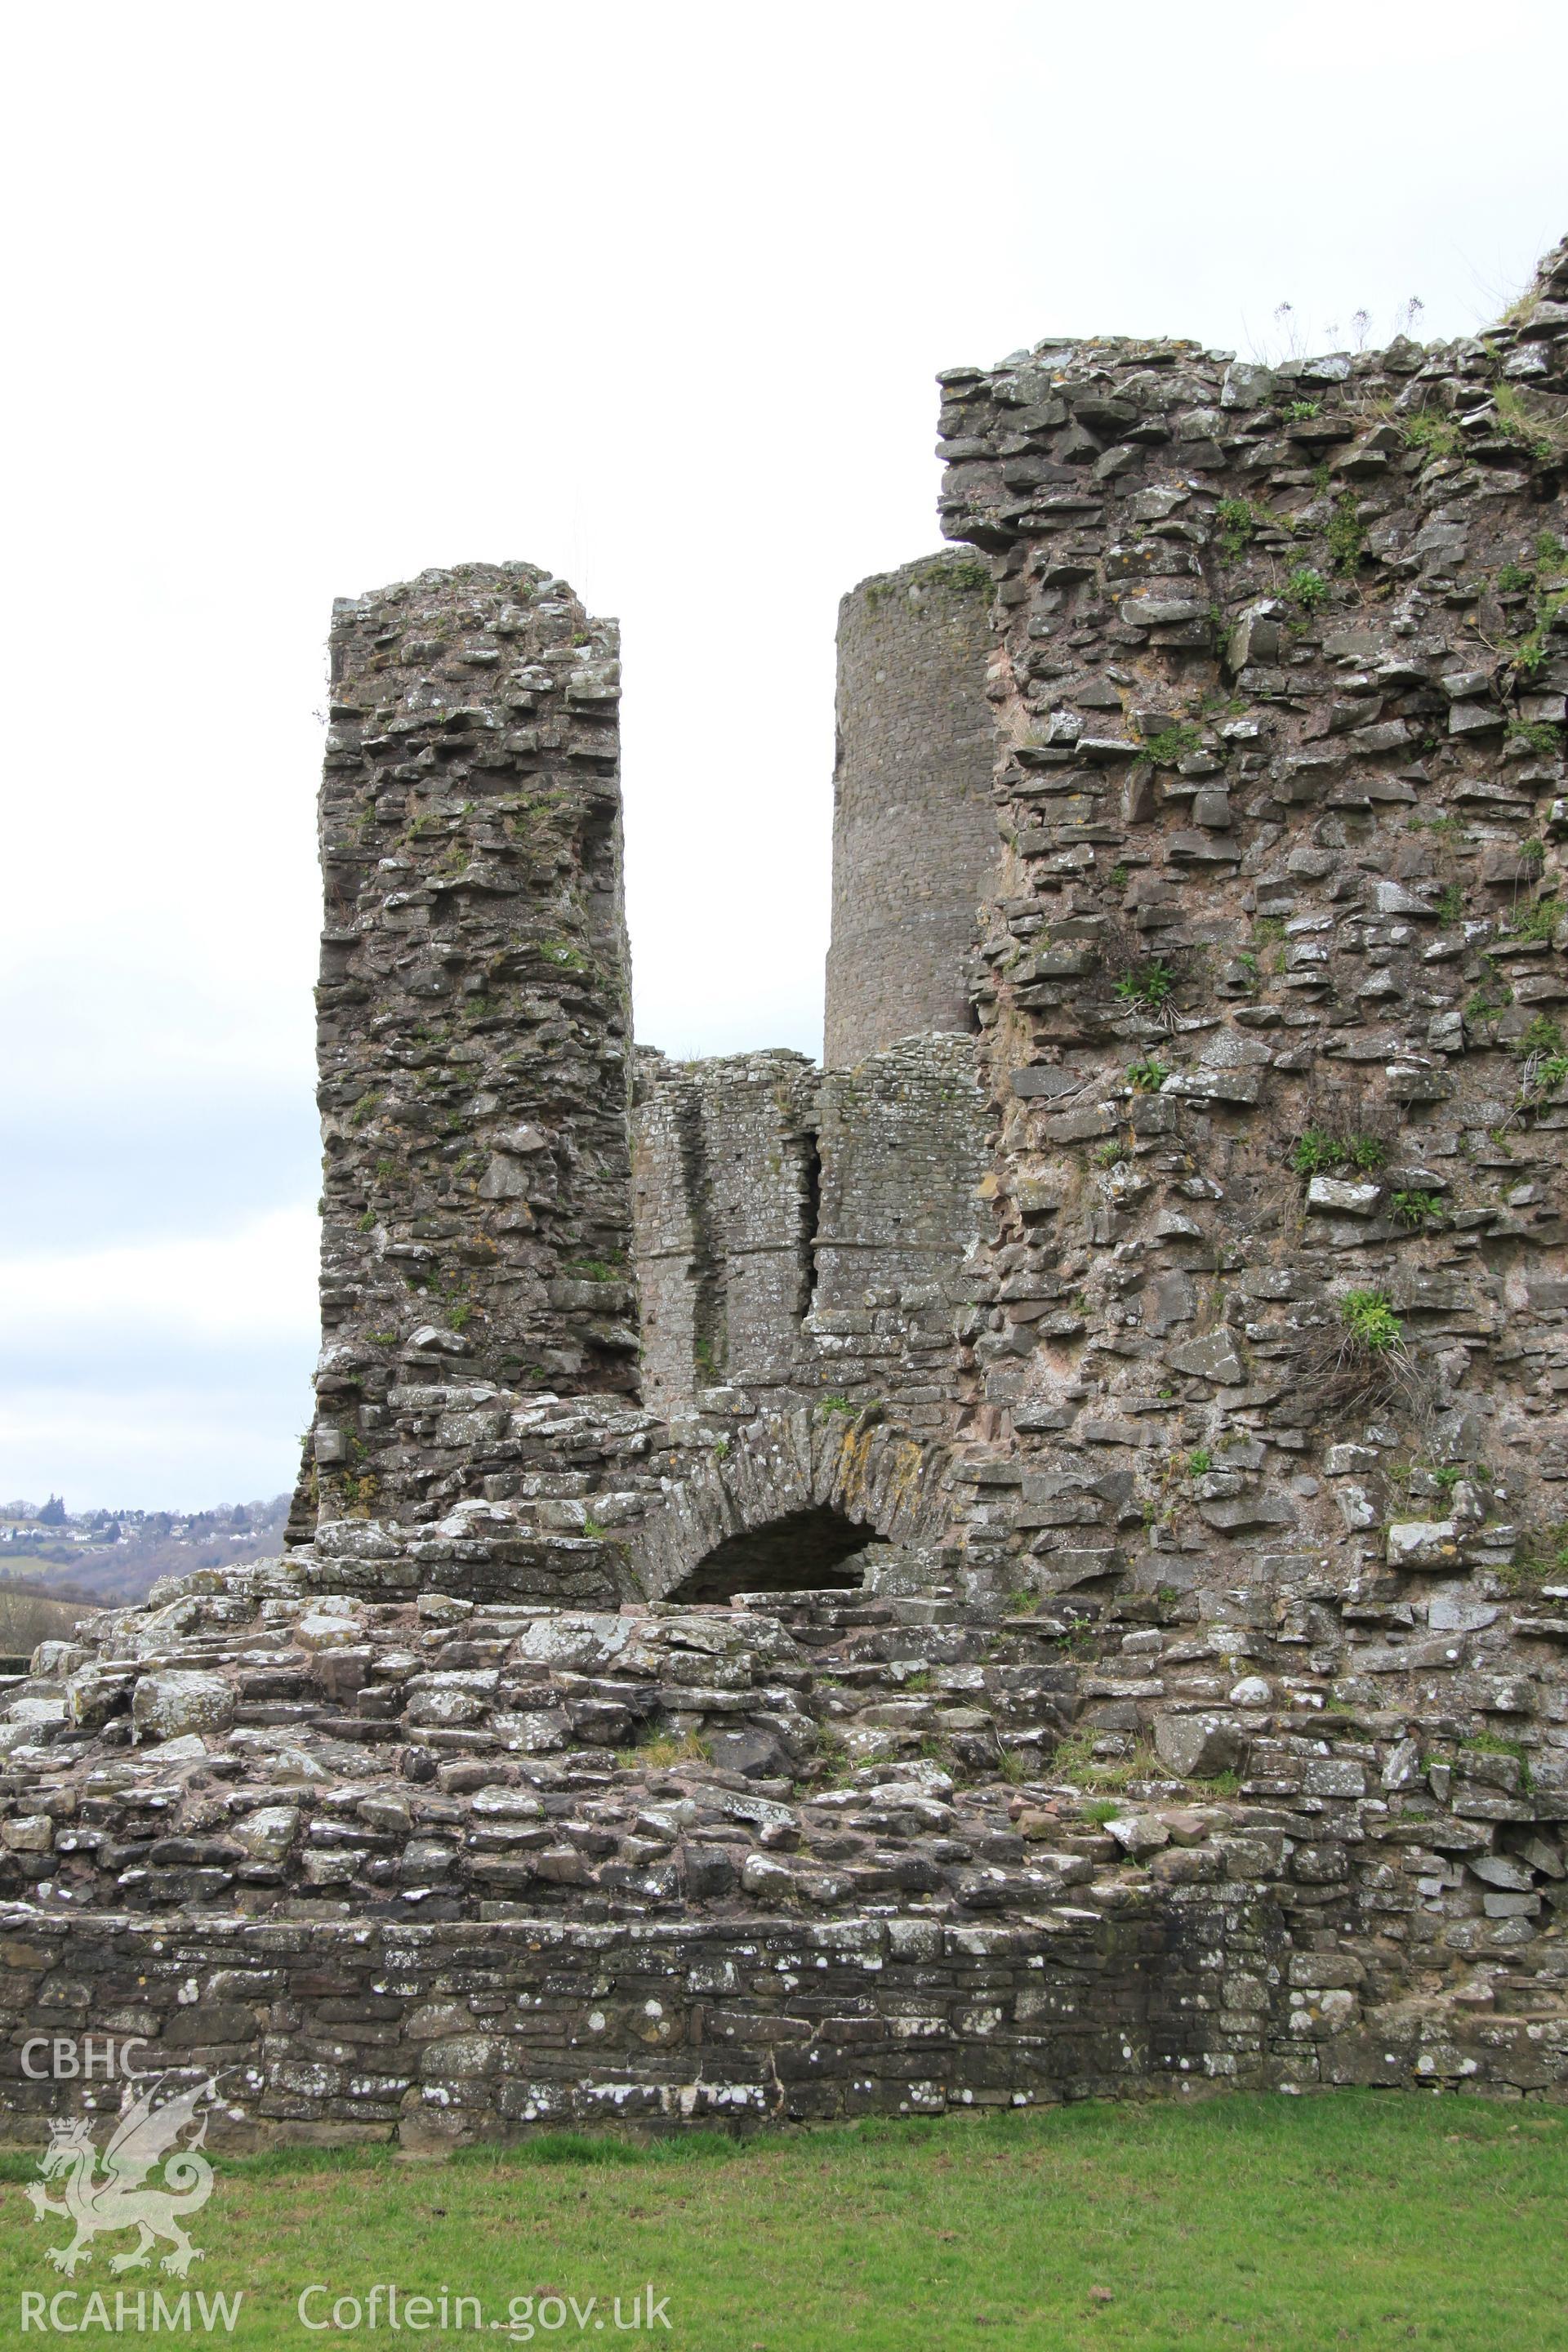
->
[1,0,1562,1512]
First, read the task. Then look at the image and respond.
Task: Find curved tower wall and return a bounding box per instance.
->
[824,551,998,1070]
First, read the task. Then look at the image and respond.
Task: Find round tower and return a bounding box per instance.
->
[823,551,996,1070]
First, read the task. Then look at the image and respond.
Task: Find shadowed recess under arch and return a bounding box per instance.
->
[666,1503,888,1604]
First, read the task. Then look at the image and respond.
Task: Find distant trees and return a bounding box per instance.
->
[37,1495,66,1526]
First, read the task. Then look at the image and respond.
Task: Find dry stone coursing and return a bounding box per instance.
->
[6,238,1568,2143]
[0,1902,1306,2147]
[11,1576,1568,2133]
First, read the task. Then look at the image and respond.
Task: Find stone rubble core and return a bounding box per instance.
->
[6,238,1568,2143]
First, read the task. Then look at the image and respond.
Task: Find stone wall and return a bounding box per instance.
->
[6,240,1568,2145]
[630,1050,819,1417]
[11,1573,1568,2145]
[0,1895,1356,2149]
[809,1038,989,1428]
[937,234,1568,1628]
[825,554,997,1069]
[629,1036,987,1436]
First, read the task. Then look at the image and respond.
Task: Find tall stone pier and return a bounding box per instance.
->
[301,563,636,1537]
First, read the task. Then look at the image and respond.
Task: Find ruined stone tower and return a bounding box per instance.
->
[825,551,997,1067]
[313,564,633,1445]
[6,235,1568,2141]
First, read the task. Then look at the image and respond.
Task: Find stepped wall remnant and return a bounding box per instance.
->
[4,236,1568,2145]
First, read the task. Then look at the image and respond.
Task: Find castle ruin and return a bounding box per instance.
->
[4,235,1568,2143]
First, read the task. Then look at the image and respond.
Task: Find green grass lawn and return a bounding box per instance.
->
[3,2091,1565,2350]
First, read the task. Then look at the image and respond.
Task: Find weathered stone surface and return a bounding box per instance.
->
[1166,1331,1245,1385]
[230,1806,300,1864]
[1153,1713,1248,1780]
[1306,1178,1382,1218]
[292,563,638,1552]
[131,1672,236,1744]
[1386,1522,1463,1571]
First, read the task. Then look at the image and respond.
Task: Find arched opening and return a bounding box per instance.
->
[667,1503,887,1605]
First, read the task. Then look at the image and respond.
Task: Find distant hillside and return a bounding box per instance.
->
[0,1494,290,1606]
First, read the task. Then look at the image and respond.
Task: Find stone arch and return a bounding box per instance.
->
[628,1405,953,1606]
[668,1503,880,1604]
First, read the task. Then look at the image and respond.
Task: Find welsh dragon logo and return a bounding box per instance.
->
[24,2073,218,2277]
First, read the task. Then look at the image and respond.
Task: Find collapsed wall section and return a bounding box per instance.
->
[825,553,998,1068]
[301,564,637,1536]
